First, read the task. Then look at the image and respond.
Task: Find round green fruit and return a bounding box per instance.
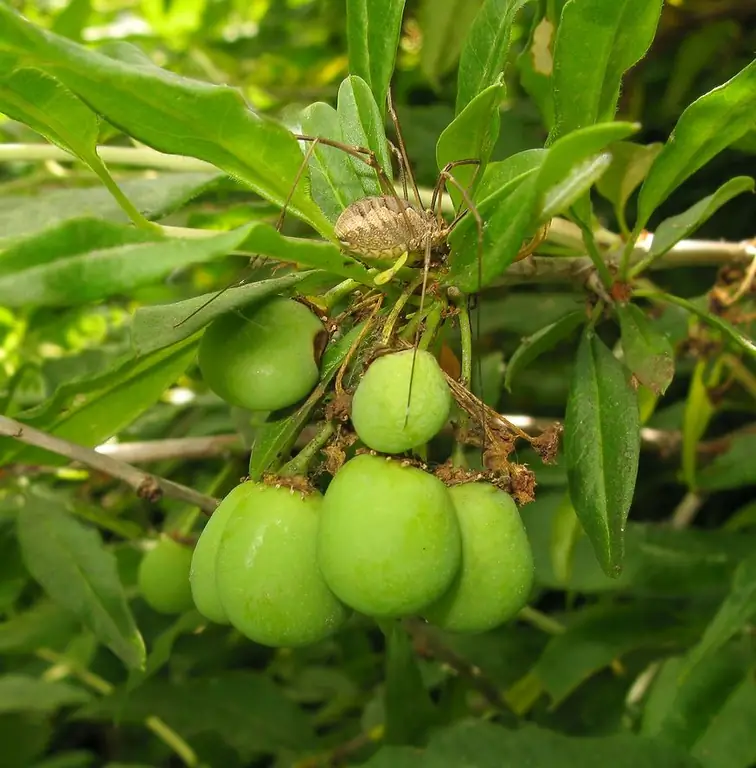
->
[350,349,451,454]
[317,454,461,617]
[138,536,195,615]
[198,297,326,412]
[190,481,258,624]
[423,483,534,633]
[215,483,349,647]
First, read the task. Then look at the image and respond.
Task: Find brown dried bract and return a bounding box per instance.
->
[508,464,537,506]
[325,391,353,422]
[434,461,485,486]
[322,429,356,476]
[530,422,563,464]
[262,473,314,496]
[137,477,162,503]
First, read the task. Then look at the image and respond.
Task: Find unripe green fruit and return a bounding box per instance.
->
[317,454,461,617]
[138,536,195,615]
[423,483,534,633]
[350,349,452,454]
[215,484,349,647]
[190,482,258,624]
[198,297,326,412]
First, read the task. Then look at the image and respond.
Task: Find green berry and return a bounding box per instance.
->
[138,536,195,615]
[215,483,349,647]
[190,482,258,624]
[350,349,452,454]
[198,297,326,412]
[317,454,461,617]
[423,483,534,633]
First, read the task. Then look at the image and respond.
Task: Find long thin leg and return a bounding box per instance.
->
[173,139,322,328]
[387,139,409,202]
[387,89,423,211]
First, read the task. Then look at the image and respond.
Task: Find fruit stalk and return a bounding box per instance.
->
[278,420,336,478]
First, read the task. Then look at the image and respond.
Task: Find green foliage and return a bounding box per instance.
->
[0,0,755,766]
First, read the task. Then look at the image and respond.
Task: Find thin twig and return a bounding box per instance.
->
[95,434,242,463]
[0,415,218,515]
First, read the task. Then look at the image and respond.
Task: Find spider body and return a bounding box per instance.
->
[334,196,448,260]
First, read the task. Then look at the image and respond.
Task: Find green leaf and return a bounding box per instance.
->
[505,310,586,392]
[346,0,406,117]
[642,649,749,750]
[436,81,504,208]
[248,322,366,479]
[697,433,756,491]
[644,176,754,264]
[595,142,662,227]
[419,0,483,87]
[0,226,257,309]
[476,149,546,201]
[549,0,662,143]
[533,604,683,705]
[0,338,197,466]
[0,219,155,279]
[636,59,756,229]
[540,152,613,221]
[0,67,152,230]
[299,102,358,223]
[0,675,90,713]
[515,4,565,130]
[127,611,205,692]
[79,672,315,758]
[564,328,640,577]
[681,358,722,489]
[691,673,756,768]
[616,303,675,395]
[0,7,331,235]
[131,272,313,357]
[0,173,221,248]
[448,122,638,291]
[646,291,756,361]
[337,76,392,199]
[17,494,145,669]
[549,492,583,586]
[383,622,437,746]
[363,719,700,768]
[0,601,78,654]
[455,0,534,114]
[682,553,756,679]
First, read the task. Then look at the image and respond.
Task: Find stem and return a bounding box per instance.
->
[380,275,423,345]
[619,228,641,279]
[94,435,243,463]
[418,304,443,351]
[279,421,336,477]
[517,606,566,635]
[575,217,614,289]
[457,301,474,389]
[0,415,218,515]
[36,648,198,767]
[321,279,359,310]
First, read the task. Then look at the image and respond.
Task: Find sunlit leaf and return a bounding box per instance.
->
[17,494,145,669]
[346,0,406,117]
[637,59,756,229]
[455,0,534,114]
[549,0,662,143]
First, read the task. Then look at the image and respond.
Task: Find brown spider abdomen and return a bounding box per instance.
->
[334,196,442,259]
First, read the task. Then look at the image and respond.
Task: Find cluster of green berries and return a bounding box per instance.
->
[137,297,535,647]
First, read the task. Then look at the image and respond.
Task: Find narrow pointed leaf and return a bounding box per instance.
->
[549,0,662,143]
[0,6,330,235]
[564,329,640,577]
[616,303,675,395]
[346,0,406,117]
[595,142,662,218]
[645,176,754,263]
[456,0,534,114]
[17,494,145,669]
[0,675,91,713]
[337,76,393,199]
[505,310,586,391]
[0,226,253,308]
[637,59,756,229]
[437,81,504,208]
